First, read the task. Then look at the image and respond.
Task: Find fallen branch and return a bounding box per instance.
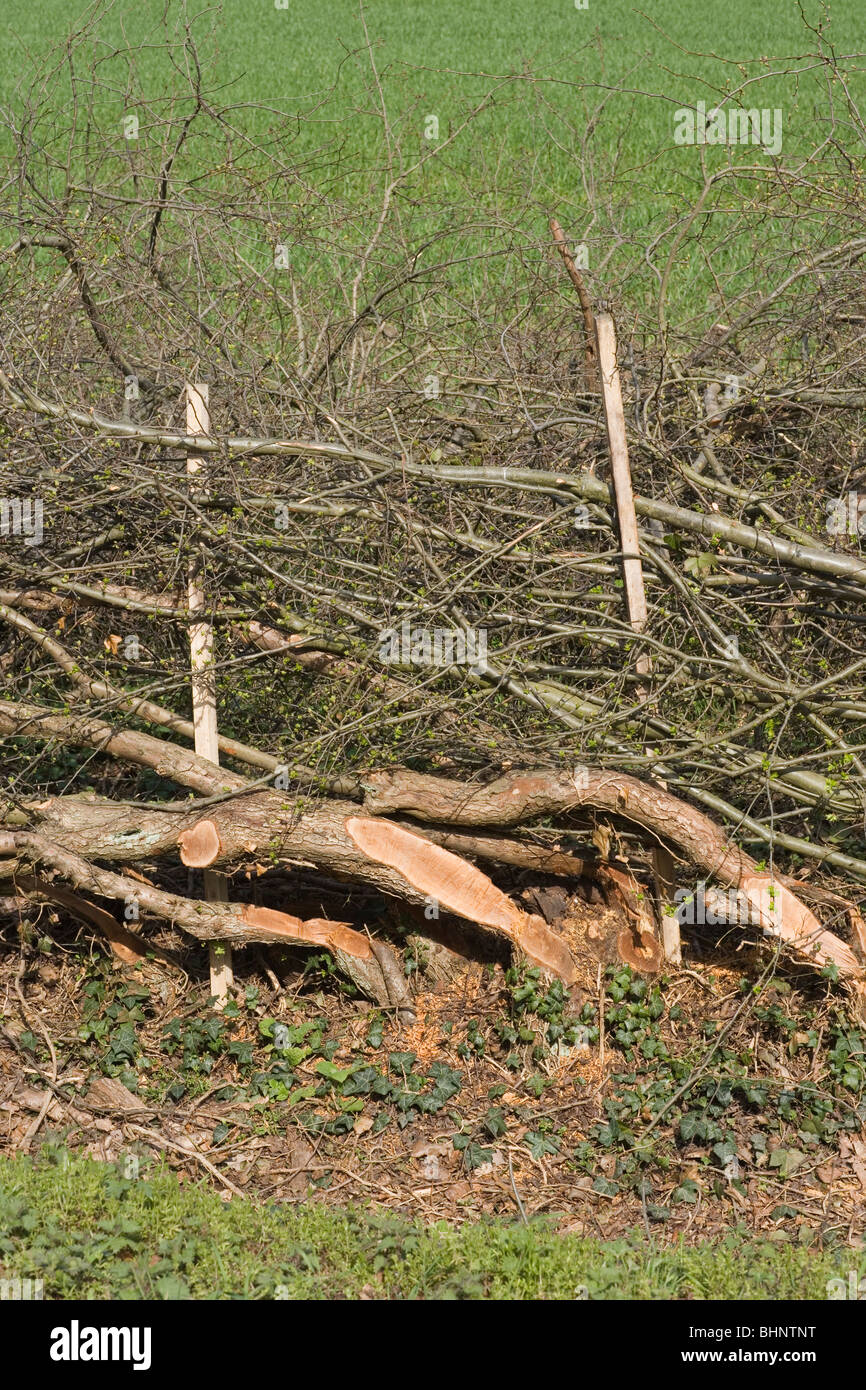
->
[0,831,411,1011]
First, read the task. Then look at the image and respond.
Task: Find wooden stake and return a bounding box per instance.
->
[186,383,233,1006]
[594,312,652,682]
[652,844,682,966]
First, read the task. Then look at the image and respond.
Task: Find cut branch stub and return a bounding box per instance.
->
[599,864,663,974]
[178,819,221,867]
[239,906,412,1016]
[4,828,405,1009]
[238,904,372,958]
[345,815,578,984]
[617,927,663,974]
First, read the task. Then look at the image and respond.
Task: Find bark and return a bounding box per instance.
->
[363,766,755,883]
[2,700,862,985]
[0,831,407,1009]
[4,371,866,587]
[0,699,244,796]
[413,827,593,877]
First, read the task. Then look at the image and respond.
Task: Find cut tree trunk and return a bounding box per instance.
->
[1,699,862,989]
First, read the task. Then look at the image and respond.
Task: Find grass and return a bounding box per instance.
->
[2,0,862,181]
[2,0,864,324]
[0,1149,862,1300]
[3,0,861,130]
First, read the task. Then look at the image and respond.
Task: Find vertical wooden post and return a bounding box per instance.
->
[594,312,651,681]
[652,844,682,966]
[595,316,678,960]
[186,383,233,1006]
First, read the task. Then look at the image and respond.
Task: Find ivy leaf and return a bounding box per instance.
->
[769,1147,807,1177]
[592,1176,619,1196]
[315,1059,351,1084]
[678,1111,705,1142]
[286,1084,317,1107]
[483,1106,507,1138]
[683,552,719,580]
[227,1040,254,1067]
[341,1065,380,1097]
[462,1143,493,1171]
[389,1052,417,1076]
[525,1131,560,1159]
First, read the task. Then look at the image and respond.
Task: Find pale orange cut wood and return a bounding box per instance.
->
[617,927,663,974]
[741,874,861,977]
[344,815,577,983]
[186,381,232,1003]
[13,875,150,966]
[238,904,372,959]
[847,906,866,964]
[549,217,598,390]
[652,844,682,965]
[178,819,221,867]
[599,863,664,974]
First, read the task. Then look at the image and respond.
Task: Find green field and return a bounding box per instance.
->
[4,0,861,133]
[2,1150,861,1299]
[4,0,863,163]
[2,0,864,324]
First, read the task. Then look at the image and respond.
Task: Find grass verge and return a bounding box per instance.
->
[0,1150,861,1300]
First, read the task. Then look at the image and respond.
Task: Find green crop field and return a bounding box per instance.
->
[4,0,862,131]
[2,0,864,326]
[0,0,862,332]
[3,1,863,161]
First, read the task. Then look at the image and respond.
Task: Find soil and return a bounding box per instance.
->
[2,888,865,1249]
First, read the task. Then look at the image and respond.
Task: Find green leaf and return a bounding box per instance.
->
[227,1040,254,1067]
[525,1131,560,1159]
[592,1176,619,1196]
[286,1084,317,1107]
[684,552,720,580]
[389,1051,417,1076]
[769,1147,807,1177]
[341,1065,381,1097]
[315,1059,351,1084]
[462,1143,493,1171]
[483,1106,507,1138]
